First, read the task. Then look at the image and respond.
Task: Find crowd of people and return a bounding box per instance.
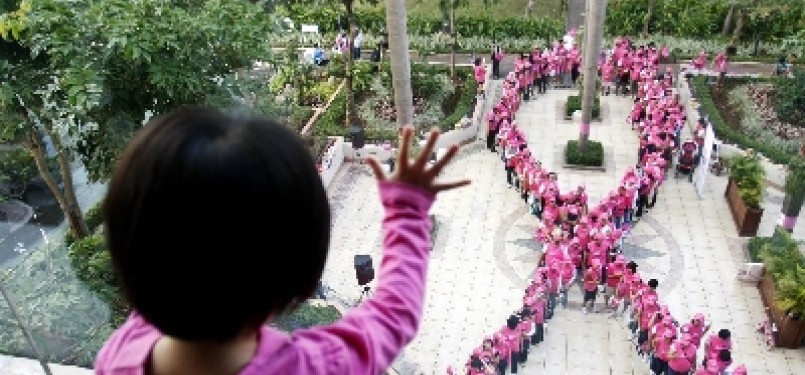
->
[452,36,747,375]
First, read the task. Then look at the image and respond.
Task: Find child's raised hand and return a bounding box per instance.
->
[367,126,470,194]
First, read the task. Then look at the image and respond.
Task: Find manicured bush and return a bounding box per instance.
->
[565,95,600,118]
[272,302,342,332]
[565,140,604,167]
[68,234,130,327]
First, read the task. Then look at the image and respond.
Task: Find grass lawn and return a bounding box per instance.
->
[358,0,563,20]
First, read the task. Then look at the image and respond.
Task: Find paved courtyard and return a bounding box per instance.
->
[321,83,805,374]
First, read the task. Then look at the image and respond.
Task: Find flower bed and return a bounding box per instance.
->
[690,76,798,165]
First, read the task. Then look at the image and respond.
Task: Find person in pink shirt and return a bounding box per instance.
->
[581,261,602,314]
[651,330,675,375]
[503,315,522,373]
[493,331,510,375]
[713,51,729,84]
[692,50,709,71]
[93,109,470,375]
[668,334,697,375]
[474,57,487,98]
[681,313,710,348]
[703,329,732,367]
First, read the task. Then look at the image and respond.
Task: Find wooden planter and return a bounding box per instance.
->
[724,178,764,237]
[758,274,805,348]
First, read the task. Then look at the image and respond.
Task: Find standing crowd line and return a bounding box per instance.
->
[451,36,746,375]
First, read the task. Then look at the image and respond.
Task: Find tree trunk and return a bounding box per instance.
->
[23,129,89,240]
[642,0,653,38]
[722,5,735,36]
[344,0,356,128]
[386,0,414,129]
[731,8,746,46]
[42,121,88,239]
[579,0,607,152]
[450,3,456,80]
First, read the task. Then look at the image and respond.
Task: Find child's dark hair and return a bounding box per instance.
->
[474,57,482,66]
[648,278,659,288]
[718,329,731,339]
[103,106,331,342]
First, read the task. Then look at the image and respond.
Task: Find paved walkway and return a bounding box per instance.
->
[321,82,805,374]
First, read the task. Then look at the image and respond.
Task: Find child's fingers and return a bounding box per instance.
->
[396,126,414,171]
[413,129,440,172]
[427,144,459,178]
[432,179,471,193]
[366,157,387,181]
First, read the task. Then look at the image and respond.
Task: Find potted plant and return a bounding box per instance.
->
[724,149,765,236]
[757,228,805,348]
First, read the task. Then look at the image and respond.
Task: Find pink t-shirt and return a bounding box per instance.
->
[474,65,487,83]
[94,182,435,375]
[667,340,695,372]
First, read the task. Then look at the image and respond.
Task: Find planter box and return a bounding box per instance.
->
[724,178,763,237]
[758,274,805,348]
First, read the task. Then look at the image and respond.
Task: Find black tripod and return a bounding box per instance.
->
[357,285,373,303]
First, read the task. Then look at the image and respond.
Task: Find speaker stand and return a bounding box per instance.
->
[357,285,373,303]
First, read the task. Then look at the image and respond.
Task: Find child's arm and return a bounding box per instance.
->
[294,128,469,374]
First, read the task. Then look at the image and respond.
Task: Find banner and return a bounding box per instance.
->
[694,122,715,198]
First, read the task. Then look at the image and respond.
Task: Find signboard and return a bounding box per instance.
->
[301,24,319,33]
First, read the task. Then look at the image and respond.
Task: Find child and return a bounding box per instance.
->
[474,57,487,98]
[94,107,470,375]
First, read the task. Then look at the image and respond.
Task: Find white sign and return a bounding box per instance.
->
[694,122,715,198]
[301,24,319,33]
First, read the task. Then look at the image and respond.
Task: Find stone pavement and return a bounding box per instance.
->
[321,83,805,374]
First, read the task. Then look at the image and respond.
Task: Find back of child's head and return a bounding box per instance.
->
[648,278,659,289]
[103,106,331,342]
[718,328,731,340]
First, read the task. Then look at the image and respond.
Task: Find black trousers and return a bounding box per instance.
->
[487,129,498,151]
[493,60,501,78]
[636,194,649,217]
[510,351,520,373]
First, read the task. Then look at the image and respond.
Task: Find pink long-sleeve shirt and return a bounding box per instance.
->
[94,181,435,375]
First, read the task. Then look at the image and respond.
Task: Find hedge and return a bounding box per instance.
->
[565,140,604,167]
[272,302,342,332]
[690,76,794,165]
[565,95,600,118]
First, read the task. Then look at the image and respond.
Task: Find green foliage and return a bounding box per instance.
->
[68,234,130,327]
[0,146,36,200]
[757,228,805,318]
[565,140,604,167]
[2,0,273,182]
[281,4,563,40]
[565,95,600,118]
[437,69,476,132]
[271,302,341,332]
[605,0,803,41]
[691,76,794,165]
[774,68,805,128]
[725,149,766,209]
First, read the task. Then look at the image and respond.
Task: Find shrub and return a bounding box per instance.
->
[0,147,38,201]
[757,228,805,319]
[774,68,805,128]
[68,234,130,327]
[272,302,341,332]
[565,95,600,118]
[565,140,604,167]
[725,150,766,209]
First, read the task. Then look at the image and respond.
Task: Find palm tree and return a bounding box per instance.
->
[386,0,413,128]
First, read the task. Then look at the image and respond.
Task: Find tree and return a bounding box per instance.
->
[386,0,413,129]
[436,0,498,80]
[642,0,654,37]
[1,0,271,240]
